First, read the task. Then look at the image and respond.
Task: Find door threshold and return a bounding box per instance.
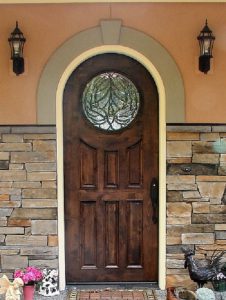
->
[67,282,158,289]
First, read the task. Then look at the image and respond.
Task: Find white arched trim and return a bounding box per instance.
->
[56,45,166,291]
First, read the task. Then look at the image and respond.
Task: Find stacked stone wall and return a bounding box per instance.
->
[0,124,226,288]
[166,125,226,288]
[0,126,57,278]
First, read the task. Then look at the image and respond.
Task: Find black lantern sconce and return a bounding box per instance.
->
[8,21,26,76]
[197,19,215,74]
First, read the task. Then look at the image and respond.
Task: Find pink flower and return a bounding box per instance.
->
[13,266,43,285]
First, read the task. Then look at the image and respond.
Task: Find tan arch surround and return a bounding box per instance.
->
[36,21,185,291]
[37,21,185,123]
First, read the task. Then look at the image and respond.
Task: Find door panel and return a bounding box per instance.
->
[63,53,159,282]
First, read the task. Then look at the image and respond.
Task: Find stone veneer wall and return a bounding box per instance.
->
[167,125,226,289]
[0,126,57,278]
[0,125,226,288]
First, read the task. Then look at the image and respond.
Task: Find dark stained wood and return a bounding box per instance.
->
[64,53,159,282]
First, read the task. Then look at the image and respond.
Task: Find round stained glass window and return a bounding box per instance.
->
[82,72,140,131]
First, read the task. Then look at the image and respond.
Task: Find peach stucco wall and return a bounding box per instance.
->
[0,3,226,123]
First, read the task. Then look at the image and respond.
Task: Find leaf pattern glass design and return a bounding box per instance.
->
[82,72,140,131]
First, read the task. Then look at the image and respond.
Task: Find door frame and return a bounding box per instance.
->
[56,45,166,290]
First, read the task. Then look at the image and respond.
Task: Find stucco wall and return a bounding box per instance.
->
[0,3,226,123]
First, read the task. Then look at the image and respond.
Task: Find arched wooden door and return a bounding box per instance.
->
[63,53,159,283]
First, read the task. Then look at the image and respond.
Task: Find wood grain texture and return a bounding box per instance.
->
[63,53,159,282]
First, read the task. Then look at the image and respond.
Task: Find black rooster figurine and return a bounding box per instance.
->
[182,247,225,288]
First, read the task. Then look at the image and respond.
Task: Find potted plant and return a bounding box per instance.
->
[212,272,226,292]
[14,266,43,300]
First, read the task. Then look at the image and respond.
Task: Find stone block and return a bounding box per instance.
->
[8,219,31,227]
[210,205,226,213]
[167,175,195,184]
[216,240,226,245]
[192,202,210,213]
[33,141,56,152]
[29,259,58,268]
[6,235,47,246]
[167,184,197,191]
[0,127,11,134]
[192,154,219,164]
[183,191,201,199]
[167,191,183,202]
[11,126,56,134]
[167,126,211,132]
[167,244,193,254]
[31,220,57,235]
[196,244,226,251]
[0,161,9,170]
[48,235,58,246]
[2,134,24,143]
[0,235,5,242]
[13,181,41,188]
[197,175,226,182]
[0,201,21,208]
[11,151,55,163]
[167,203,191,217]
[167,132,199,141]
[0,194,9,201]
[215,224,226,230]
[0,188,21,195]
[42,181,57,189]
[181,233,214,244]
[0,170,26,181]
[0,217,7,226]
[27,172,56,182]
[22,199,57,208]
[200,133,220,141]
[192,213,226,224]
[0,182,13,188]
[167,224,215,236]
[10,195,21,201]
[167,163,218,175]
[10,208,57,220]
[24,134,56,140]
[0,152,9,160]
[220,154,226,163]
[0,247,19,255]
[0,143,31,152]
[216,231,226,239]
[193,141,226,154]
[0,227,24,234]
[25,163,56,172]
[20,246,58,256]
[9,163,24,170]
[167,259,184,269]
[0,209,13,217]
[166,236,181,245]
[167,141,192,158]
[22,188,56,199]
[1,255,28,270]
[198,182,225,199]
[218,166,226,175]
[167,269,188,275]
[212,126,226,132]
[166,274,196,290]
[167,158,192,164]
[167,217,191,225]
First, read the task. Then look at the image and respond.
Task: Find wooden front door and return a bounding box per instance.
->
[64,53,159,283]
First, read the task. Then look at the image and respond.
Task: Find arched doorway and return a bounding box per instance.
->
[37,21,185,290]
[63,53,159,283]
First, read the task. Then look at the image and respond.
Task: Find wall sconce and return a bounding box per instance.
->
[197,19,215,74]
[8,21,26,76]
